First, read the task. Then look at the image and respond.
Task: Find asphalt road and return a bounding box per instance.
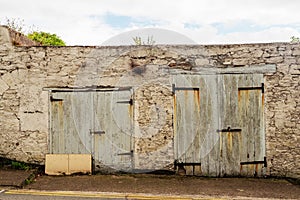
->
[0,194,110,200]
[0,192,123,200]
[0,189,227,200]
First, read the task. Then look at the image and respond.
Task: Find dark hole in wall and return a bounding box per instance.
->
[132,66,146,75]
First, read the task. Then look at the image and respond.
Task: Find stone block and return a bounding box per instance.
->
[0,78,9,95]
[19,87,48,113]
[195,58,210,66]
[19,112,48,132]
[276,64,289,74]
[292,48,300,56]
[232,58,248,66]
[1,71,18,88]
[0,26,12,46]
[290,64,300,74]
[266,56,284,64]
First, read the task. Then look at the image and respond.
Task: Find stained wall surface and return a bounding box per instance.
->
[0,26,299,178]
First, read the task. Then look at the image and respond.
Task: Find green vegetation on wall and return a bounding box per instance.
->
[1,17,66,46]
[27,31,66,46]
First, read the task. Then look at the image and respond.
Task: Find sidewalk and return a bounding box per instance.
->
[1,169,299,199]
[0,169,33,187]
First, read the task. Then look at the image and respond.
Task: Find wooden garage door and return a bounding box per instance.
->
[173,74,265,177]
[50,88,134,172]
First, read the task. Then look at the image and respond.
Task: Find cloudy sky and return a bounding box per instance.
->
[0,0,299,45]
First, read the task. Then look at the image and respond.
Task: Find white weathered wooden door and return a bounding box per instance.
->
[50,91,93,155]
[92,89,134,172]
[173,74,265,177]
[50,89,134,172]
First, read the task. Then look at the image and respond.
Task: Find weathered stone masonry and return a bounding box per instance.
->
[0,26,299,178]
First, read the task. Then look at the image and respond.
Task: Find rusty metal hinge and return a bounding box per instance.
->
[240,157,267,168]
[117,150,133,156]
[217,127,242,133]
[172,84,199,94]
[238,83,264,93]
[116,99,133,105]
[50,95,63,102]
[90,130,105,135]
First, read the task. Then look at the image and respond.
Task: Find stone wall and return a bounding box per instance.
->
[0,26,299,178]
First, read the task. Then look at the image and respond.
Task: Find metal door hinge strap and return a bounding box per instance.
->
[172,84,199,94]
[174,160,201,170]
[50,96,63,101]
[90,130,105,135]
[240,157,267,167]
[238,83,264,93]
[217,127,242,133]
[117,150,133,156]
[116,99,133,105]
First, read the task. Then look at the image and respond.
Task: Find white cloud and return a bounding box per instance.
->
[0,0,299,45]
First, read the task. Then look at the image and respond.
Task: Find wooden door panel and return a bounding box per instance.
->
[50,89,134,173]
[173,74,265,177]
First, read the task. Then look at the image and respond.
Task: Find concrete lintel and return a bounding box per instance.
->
[168,64,277,75]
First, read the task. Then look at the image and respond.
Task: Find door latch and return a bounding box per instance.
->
[117,150,134,156]
[90,130,105,135]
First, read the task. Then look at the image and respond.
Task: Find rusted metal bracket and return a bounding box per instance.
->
[50,95,63,102]
[117,150,133,156]
[116,99,133,105]
[217,127,242,133]
[90,130,105,135]
[172,84,199,94]
[174,160,201,170]
[240,157,267,167]
[238,83,264,93]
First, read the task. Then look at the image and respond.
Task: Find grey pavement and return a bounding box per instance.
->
[0,169,299,200]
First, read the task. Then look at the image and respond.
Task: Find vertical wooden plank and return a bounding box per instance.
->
[64,92,73,154]
[217,75,225,176]
[198,75,219,177]
[106,91,115,167]
[238,74,265,176]
[93,91,108,169]
[173,75,203,175]
[252,74,265,161]
[198,75,210,176]
[230,75,242,176]
[221,74,240,176]
[65,92,93,154]
[93,90,133,172]
[113,90,132,166]
[252,74,265,176]
[50,97,64,154]
[238,74,251,176]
